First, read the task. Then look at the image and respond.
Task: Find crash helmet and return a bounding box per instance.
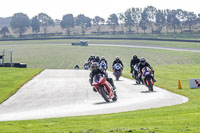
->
[96,56,100,60]
[91,62,99,71]
[140,57,146,65]
[116,56,120,60]
[101,56,105,60]
[133,54,138,59]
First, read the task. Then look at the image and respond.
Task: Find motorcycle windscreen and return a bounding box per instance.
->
[94,75,101,83]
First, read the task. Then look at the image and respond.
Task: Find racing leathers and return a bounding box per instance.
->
[138,62,156,82]
[90,68,115,91]
[130,58,140,73]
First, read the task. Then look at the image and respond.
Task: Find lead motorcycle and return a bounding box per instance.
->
[141,67,154,91]
[92,74,117,102]
[113,63,123,81]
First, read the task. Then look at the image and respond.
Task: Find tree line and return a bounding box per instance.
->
[1,6,200,37]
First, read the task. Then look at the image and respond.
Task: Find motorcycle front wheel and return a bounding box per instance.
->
[147,78,154,91]
[112,91,118,101]
[99,87,110,103]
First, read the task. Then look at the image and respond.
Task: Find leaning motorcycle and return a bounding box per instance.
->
[132,63,142,84]
[141,67,154,91]
[92,74,117,102]
[84,62,89,70]
[99,61,107,72]
[113,63,123,81]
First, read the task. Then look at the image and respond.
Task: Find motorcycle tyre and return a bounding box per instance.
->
[112,91,118,101]
[147,78,154,92]
[99,87,110,103]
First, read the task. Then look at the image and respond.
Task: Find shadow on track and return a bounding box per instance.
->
[141,91,156,93]
[93,101,116,105]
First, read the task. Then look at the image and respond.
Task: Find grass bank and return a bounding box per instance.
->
[0,68,43,104]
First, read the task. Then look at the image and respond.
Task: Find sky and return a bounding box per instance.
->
[1,0,199,20]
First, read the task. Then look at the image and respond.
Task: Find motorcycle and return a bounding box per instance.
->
[84,62,89,70]
[99,61,107,72]
[132,63,142,84]
[92,74,117,102]
[113,63,123,81]
[141,67,154,91]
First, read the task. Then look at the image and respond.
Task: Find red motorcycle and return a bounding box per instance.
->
[141,67,154,92]
[92,74,117,102]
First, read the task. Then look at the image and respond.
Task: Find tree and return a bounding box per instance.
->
[92,16,105,34]
[60,14,74,35]
[31,16,40,33]
[38,13,54,36]
[155,10,165,33]
[131,8,142,34]
[176,9,187,33]
[139,10,149,33]
[107,13,119,34]
[75,14,92,35]
[0,26,9,37]
[170,10,180,33]
[118,13,125,34]
[124,9,134,34]
[184,12,196,33]
[10,13,30,37]
[144,6,157,33]
[164,9,171,33]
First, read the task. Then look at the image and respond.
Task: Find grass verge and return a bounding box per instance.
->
[0,68,43,104]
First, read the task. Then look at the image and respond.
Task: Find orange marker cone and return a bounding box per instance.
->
[178,80,182,90]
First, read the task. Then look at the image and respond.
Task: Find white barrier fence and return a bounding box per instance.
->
[190,79,200,89]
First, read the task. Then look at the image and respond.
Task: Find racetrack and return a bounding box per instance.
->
[90,44,200,52]
[0,69,188,121]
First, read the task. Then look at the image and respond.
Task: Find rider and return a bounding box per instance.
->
[138,57,156,82]
[88,54,95,63]
[94,56,100,64]
[130,54,140,74]
[99,56,108,69]
[112,56,123,69]
[90,62,116,92]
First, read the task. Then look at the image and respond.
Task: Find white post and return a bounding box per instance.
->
[2,49,5,67]
[10,49,13,67]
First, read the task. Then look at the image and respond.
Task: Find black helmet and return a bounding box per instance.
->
[96,56,100,59]
[91,62,99,70]
[133,54,137,59]
[140,57,146,65]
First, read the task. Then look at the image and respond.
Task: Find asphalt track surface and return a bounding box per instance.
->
[0,70,188,121]
[90,44,200,52]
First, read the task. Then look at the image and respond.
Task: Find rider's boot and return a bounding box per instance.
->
[152,77,157,82]
[93,87,97,92]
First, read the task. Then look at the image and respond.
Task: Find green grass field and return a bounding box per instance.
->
[0,68,42,104]
[0,40,200,133]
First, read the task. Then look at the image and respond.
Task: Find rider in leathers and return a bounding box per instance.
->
[130,55,140,74]
[90,63,116,91]
[88,55,95,63]
[99,56,108,69]
[112,56,123,68]
[138,57,156,82]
